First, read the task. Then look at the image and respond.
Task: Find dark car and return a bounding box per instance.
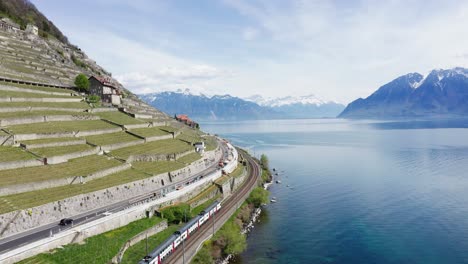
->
[59,218,73,226]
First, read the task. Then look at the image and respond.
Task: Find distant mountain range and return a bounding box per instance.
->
[339,67,468,119]
[139,90,344,121]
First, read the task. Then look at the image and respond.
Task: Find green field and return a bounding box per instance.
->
[0,90,75,98]
[95,111,144,125]
[20,137,85,146]
[8,120,119,134]
[121,224,180,264]
[86,132,142,146]
[0,168,150,214]
[129,127,171,138]
[0,101,90,109]
[0,146,36,162]
[0,81,76,94]
[30,144,94,157]
[0,111,90,119]
[111,139,192,160]
[18,217,164,264]
[0,155,122,188]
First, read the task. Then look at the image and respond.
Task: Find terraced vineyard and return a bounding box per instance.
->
[0,23,223,264]
[0,79,215,216]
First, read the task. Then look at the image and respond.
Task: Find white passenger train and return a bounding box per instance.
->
[139,201,222,264]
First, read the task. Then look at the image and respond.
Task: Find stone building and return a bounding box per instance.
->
[25,24,38,36]
[88,76,121,105]
[0,18,20,33]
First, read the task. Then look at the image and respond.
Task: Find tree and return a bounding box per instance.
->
[246,187,269,208]
[74,73,89,92]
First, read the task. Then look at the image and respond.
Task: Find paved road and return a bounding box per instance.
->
[0,142,228,254]
[165,149,261,264]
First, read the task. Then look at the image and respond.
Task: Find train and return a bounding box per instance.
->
[139,201,222,264]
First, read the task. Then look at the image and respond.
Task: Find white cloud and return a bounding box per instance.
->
[242,27,259,40]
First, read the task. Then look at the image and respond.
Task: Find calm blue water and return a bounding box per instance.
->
[202,119,468,264]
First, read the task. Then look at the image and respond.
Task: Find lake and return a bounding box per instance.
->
[202,119,468,264]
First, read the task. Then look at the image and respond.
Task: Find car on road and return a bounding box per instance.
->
[59,218,73,226]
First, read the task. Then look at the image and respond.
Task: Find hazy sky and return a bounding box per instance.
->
[32,0,468,104]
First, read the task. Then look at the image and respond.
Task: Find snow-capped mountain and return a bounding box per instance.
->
[139,91,344,121]
[139,91,281,121]
[245,94,329,107]
[245,94,345,118]
[339,67,468,118]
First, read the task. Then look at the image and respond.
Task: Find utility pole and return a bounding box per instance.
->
[212,210,215,236]
[145,232,148,257]
[182,236,186,264]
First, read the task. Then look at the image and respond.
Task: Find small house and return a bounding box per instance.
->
[194,142,205,154]
[175,114,199,129]
[0,18,20,33]
[88,76,121,105]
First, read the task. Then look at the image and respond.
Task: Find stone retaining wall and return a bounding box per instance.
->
[0,163,131,196]
[0,158,44,171]
[5,97,82,103]
[99,139,145,152]
[0,84,74,96]
[0,150,221,238]
[75,127,122,137]
[123,123,152,130]
[45,146,100,164]
[144,133,173,142]
[14,132,75,141]
[132,113,153,119]
[87,107,118,113]
[0,134,14,146]
[21,139,86,149]
[0,107,86,113]
[127,149,195,163]
[0,115,98,126]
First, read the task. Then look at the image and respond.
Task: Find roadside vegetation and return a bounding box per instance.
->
[121,198,219,263]
[18,217,163,264]
[192,153,271,263]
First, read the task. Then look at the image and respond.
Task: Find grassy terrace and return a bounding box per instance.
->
[20,137,85,145]
[30,144,95,157]
[86,132,142,146]
[7,120,119,134]
[177,152,202,164]
[177,129,203,143]
[0,169,150,214]
[0,111,90,119]
[132,161,185,175]
[0,146,36,162]
[18,217,164,264]
[0,90,74,98]
[0,155,121,188]
[128,127,171,138]
[230,164,245,178]
[204,135,218,151]
[0,101,90,109]
[0,81,75,94]
[95,111,144,125]
[159,125,179,133]
[111,139,192,160]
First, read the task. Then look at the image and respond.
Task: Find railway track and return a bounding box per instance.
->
[165,150,261,264]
